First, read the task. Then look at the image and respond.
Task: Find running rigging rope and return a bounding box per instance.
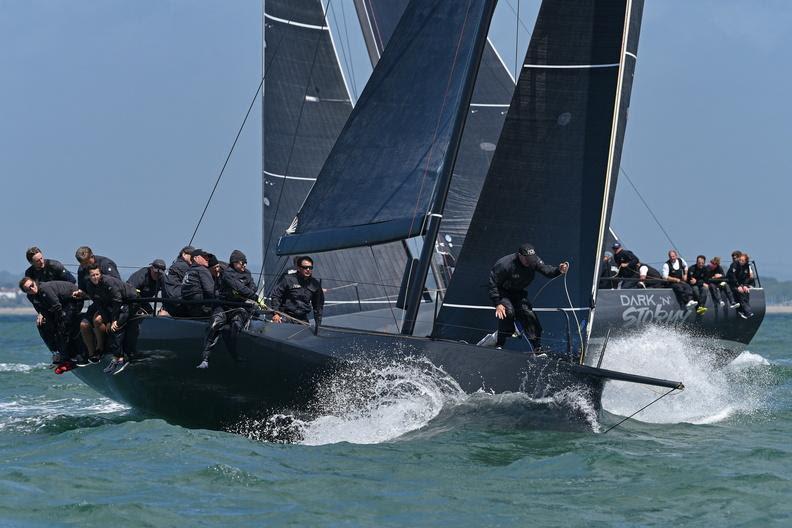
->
[602,386,680,434]
[620,166,681,255]
[188,78,263,247]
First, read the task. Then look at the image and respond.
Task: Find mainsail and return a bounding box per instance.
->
[276,0,498,256]
[434,0,645,350]
[262,0,408,315]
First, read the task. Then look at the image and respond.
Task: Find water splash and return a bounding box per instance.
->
[600,326,771,425]
[232,355,603,444]
[232,356,466,445]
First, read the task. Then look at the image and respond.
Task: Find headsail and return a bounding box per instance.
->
[276,0,498,256]
[355,0,516,272]
[434,0,645,350]
[262,0,408,316]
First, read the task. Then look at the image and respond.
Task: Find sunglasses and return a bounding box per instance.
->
[300,265,314,270]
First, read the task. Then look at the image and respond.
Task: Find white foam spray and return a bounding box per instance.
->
[600,326,771,425]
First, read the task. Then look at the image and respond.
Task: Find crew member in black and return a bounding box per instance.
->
[161,246,194,316]
[197,250,262,369]
[687,255,710,313]
[19,278,84,365]
[127,259,166,313]
[488,243,568,351]
[707,256,735,307]
[181,249,216,317]
[612,243,640,288]
[727,253,755,319]
[84,264,140,374]
[662,250,698,310]
[73,246,121,358]
[270,255,324,332]
[24,247,76,284]
[638,263,664,288]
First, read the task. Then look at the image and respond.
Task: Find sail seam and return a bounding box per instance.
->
[264,13,329,31]
[523,63,620,69]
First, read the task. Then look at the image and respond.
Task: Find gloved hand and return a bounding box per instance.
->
[257,298,267,310]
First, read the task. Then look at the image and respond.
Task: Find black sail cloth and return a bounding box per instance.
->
[435,0,645,351]
[262,0,407,317]
[276,0,499,255]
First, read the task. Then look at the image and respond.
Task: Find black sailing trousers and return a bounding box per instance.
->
[202,307,251,362]
[496,295,542,350]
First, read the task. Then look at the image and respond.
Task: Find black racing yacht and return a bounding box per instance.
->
[72,0,697,430]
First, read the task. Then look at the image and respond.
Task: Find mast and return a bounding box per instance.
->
[585,0,642,357]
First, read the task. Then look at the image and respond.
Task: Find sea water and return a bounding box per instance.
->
[0,314,790,526]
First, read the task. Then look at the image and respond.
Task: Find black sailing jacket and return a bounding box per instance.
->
[488,253,560,306]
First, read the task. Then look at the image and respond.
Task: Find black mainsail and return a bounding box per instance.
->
[434,0,645,352]
[262,0,408,316]
[276,0,498,255]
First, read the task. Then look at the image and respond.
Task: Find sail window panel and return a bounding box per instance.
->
[277,0,497,255]
[434,0,641,348]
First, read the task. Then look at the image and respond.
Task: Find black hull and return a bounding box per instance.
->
[587,287,766,366]
[73,317,607,430]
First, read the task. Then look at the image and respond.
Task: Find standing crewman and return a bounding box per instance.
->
[488,243,568,351]
[24,247,76,284]
[270,255,324,333]
[197,250,262,369]
[19,278,84,365]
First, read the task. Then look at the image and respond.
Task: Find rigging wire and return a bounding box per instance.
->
[513,0,520,80]
[502,0,533,35]
[620,166,681,254]
[187,8,291,248]
[401,0,476,322]
[369,245,400,329]
[338,0,359,98]
[258,0,336,290]
[602,386,680,434]
[562,264,585,356]
[188,78,263,247]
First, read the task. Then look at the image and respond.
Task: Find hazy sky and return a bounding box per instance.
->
[1,1,790,279]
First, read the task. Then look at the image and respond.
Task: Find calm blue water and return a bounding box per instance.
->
[1,313,790,527]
